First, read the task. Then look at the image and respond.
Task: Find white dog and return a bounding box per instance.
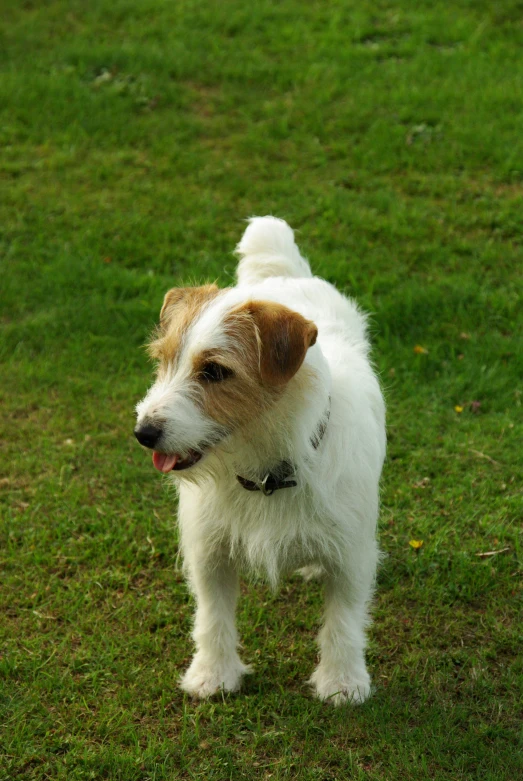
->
[135,217,386,705]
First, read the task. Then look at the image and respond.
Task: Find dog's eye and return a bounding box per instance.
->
[199,362,234,382]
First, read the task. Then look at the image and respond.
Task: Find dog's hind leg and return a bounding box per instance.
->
[180,548,251,699]
[297,564,326,582]
[309,564,376,706]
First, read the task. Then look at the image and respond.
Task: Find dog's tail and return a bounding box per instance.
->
[235,216,312,285]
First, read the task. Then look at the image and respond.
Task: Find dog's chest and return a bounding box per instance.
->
[214,486,327,579]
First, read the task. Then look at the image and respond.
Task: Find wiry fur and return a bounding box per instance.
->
[135,217,386,705]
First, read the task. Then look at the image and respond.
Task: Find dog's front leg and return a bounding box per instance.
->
[310,572,374,706]
[180,549,250,699]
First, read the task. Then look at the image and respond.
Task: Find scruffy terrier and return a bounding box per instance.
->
[135,217,386,705]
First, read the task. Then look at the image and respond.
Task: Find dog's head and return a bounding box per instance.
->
[134,284,318,473]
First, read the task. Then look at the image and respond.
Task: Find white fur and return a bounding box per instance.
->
[136,217,386,705]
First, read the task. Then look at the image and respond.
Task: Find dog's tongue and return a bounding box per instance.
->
[152,452,178,473]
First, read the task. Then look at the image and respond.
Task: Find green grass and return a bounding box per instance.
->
[1,1,522,778]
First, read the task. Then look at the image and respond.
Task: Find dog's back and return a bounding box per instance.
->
[236,217,368,350]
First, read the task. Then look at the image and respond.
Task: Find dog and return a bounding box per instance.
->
[135,217,386,705]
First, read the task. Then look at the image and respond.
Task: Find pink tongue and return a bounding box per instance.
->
[152,452,178,473]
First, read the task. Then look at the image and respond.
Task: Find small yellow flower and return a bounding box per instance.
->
[454,405,463,413]
[413,345,428,355]
[409,539,423,549]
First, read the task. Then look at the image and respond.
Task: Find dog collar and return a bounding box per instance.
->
[236,400,331,496]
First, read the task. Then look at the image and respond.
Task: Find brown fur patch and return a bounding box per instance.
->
[233,301,317,385]
[193,300,317,429]
[147,287,317,434]
[196,350,272,429]
[148,284,221,363]
[191,313,275,429]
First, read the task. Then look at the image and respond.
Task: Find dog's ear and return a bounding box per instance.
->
[160,284,219,325]
[160,288,186,323]
[244,301,318,385]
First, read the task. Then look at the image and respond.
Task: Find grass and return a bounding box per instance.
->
[1,0,522,778]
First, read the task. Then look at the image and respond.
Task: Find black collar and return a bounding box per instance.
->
[236,401,330,496]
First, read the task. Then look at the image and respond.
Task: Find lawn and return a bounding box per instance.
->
[1,1,522,779]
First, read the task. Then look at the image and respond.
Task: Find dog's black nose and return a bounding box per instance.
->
[134,423,162,449]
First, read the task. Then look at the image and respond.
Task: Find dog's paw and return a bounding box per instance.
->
[180,654,251,699]
[309,666,371,706]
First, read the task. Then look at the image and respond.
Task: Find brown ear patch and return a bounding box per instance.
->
[234,301,318,385]
[149,284,221,361]
[159,284,219,324]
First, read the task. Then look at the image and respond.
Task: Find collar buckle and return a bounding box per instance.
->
[236,398,330,497]
[259,474,275,496]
